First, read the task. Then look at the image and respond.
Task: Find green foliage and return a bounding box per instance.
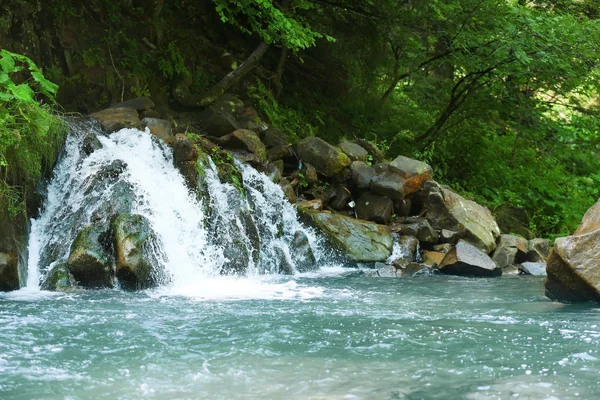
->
[157,41,189,80]
[0,50,65,216]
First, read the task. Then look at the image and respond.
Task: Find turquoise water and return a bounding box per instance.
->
[2,274,600,399]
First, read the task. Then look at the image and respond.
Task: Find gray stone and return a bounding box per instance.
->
[90,107,141,133]
[370,172,406,201]
[291,231,317,272]
[439,240,502,277]
[297,137,351,176]
[267,145,293,162]
[388,156,433,195]
[491,234,529,269]
[350,161,376,190]
[338,141,369,162]
[142,118,173,142]
[352,139,386,163]
[355,193,393,225]
[389,217,439,244]
[528,238,550,262]
[110,96,155,111]
[260,128,288,148]
[327,184,352,211]
[519,262,547,276]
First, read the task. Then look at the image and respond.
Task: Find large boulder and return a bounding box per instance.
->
[326,184,352,210]
[67,225,113,288]
[171,134,199,190]
[370,172,405,201]
[218,129,267,163]
[338,141,368,162]
[350,161,376,190]
[260,128,288,148]
[545,200,600,302]
[389,156,433,194]
[438,240,502,277]
[112,214,159,290]
[297,137,351,176]
[491,234,528,269]
[422,182,500,253]
[90,107,141,133]
[291,231,318,272]
[299,210,393,262]
[41,262,75,291]
[355,193,393,225]
[0,253,19,292]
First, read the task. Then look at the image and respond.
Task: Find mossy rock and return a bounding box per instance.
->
[297,137,351,176]
[68,225,114,288]
[41,262,75,291]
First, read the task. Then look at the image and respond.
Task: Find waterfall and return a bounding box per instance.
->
[24,120,327,292]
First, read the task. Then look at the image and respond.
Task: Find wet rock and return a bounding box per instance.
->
[370,172,406,201]
[260,128,288,148]
[422,181,500,254]
[350,161,376,190]
[545,200,600,302]
[397,236,420,263]
[275,246,294,275]
[296,200,324,211]
[172,134,198,163]
[112,214,159,290]
[67,225,113,288]
[440,229,463,244]
[389,217,438,244]
[397,261,434,277]
[291,231,317,272]
[142,118,173,142]
[388,156,433,194]
[327,184,352,210]
[299,210,393,262]
[279,179,297,203]
[433,243,453,253]
[494,205,533,240]
[519,262,547,276]
[266,163,282,183]
[267,145,293,162]
[90,107,141,133]
[352,139,386,163]
[491,234,529,269]
[372,264,401,277]
[0,252,19,292]
[338,141,368,162]
[297,137,351,176]
[527,238,550,262]
[218,129,267,163]
[110,96,155,112]
[355,193,393,225]
[300,163,319,186]
[422,251,446,267]
[41,262,75,291]
[439,240,502,277]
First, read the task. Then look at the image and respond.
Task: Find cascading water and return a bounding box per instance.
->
[24,119,329,293]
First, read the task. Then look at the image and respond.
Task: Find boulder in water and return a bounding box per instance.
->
[422,251,446,267]
[297,137,351,176]
[355,193,393,225]
[388,156,433,194]
[519,262,547,276]
[112,214,159,290]
[291,231,317,272]
[90,107,141,133]
[395,235,420,263]
[491,234,528,269]
[438,240,502,277]
[0,252,19,292]
[422,181,500,253]
[41,262,75,291]
[338,141,369,162]
[545,200,600,302]
[299,210,393,263]
[67,225,113,288]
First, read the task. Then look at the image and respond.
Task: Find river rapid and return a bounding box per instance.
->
[2,274,600,400]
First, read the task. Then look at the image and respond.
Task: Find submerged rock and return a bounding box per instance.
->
[545,200,600,302]
[299,210,393,262]
[422,182,500,254]
[67,225,113,288]
[112,214,160,290]
[438,240,502,277]
[0,252,19,292]
[297,137,351,176]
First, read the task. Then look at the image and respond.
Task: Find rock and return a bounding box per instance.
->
[90,107,141,133]
[388,156,433,194]
[110,96,155,111]
[350,161,376,190]
[196,99,241,137]
[280,179,297,203]
[373,162,390,174]
[297,137,351,176]
[291,231,318,272]
[267,145,293,162]
[299,210,393,262]
[296,200,323,211]
[172,134,198,163]
[519,262,547,276]
[139,109,160,119]
[422,181,500,254]
[41,262,75,291]
[545,200,600,302]
[67,225,113,288]
[352,139,386,163]
[396,236,420,263]
[237,108,263,131]
[372,264,401,277]
[527,238,550,262]
[275,246,294,275]
[422,251,446,267]
[439,240,502,277]
[300,163,319,185]
[218,129,267,163]
[260,128,288,148]
[112,214,159,290]
[266,163,282,183]
[0,252,19,292]
[389,217,438,244]
[355,193,393,225]
[142,118,173,142]
[494,205,534,240]
[440,229,463,244]
[397,262,434,277]
[434,243,453,253]
[327,184,352,210]
[338,141,369,161]
[491,234,529,269]
[394,198,412,218]
[370,172,406,201]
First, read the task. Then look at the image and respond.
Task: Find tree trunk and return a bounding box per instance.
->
[173,42,269,108]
